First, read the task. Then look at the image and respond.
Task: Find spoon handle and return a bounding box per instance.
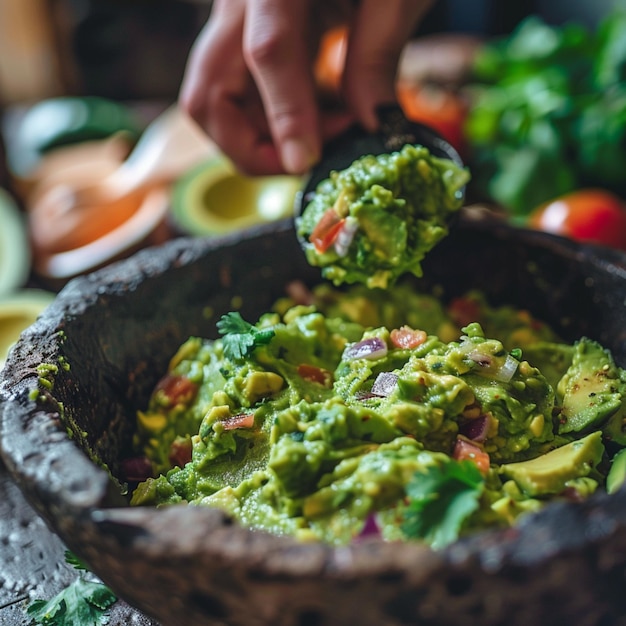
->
[376,103,463,166]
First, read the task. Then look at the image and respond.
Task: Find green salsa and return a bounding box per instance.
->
[130,284,626,548]
[296,144,470,288]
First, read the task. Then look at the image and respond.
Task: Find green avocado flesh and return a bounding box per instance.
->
[129,284,626,548]
[295,144,470,288]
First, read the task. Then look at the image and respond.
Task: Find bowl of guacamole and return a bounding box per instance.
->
[3,214,626,626]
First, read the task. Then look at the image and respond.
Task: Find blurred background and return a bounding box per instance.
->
[0,0,614,107]
[0,0,211,104]
[0,0,624,364]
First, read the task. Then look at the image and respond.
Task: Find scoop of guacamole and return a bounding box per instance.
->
[129,284,626,549]
[296,144,470,288]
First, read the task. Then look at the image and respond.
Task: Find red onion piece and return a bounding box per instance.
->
[459,414,490,442]
[355,513,381,540]
[344,337,388,361]
[355,391,378,401]
[468,349,519,383]
[370,372,399,397]
[120,456,153,482]
[497,354,520,382]
[333,217,359,257]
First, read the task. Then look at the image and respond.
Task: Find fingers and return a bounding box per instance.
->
[179,0,243,139]
[179,0,284,175]
[243,0,321,174]
[178,0,431,176]
[343,0,434,131]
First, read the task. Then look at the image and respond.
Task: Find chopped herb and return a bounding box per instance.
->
[401,460,484,549]
[217,312,275,361]
[26,551,117,626]
[63,552,89,571]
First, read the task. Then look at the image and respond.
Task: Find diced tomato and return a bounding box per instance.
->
[448,296,482,328]
[297,363,333,386]
[528,189,626,250]
[390,326,427,349]
[221,413,255,431]
[309,208,346,253]
[155,375,199,408]
[168,438,192,467]
[452,437,490,475]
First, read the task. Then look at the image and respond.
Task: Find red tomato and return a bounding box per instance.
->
[155,375,199,408]
[297,363,333,387]
[221,413,256,431]
[397,82,468,156]
[309,208,345,253]
[529,189,626,251]
[447,296,482,328]
[390,326,427,349]
[168,438,192,467]
[452,437,490,475]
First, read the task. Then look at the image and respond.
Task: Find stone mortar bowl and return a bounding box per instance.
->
[2,214,626,626]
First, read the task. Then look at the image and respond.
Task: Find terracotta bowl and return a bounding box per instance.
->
[2,215,626,626]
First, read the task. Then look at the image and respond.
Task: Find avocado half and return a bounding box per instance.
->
[170,156,301,236]
[0,289,55,367]
[0,188,30,295]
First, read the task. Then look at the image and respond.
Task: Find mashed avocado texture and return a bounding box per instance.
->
[130,284,626,548]
[296,144,470,288]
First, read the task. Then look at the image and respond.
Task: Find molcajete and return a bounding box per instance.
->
[2,214,626,626]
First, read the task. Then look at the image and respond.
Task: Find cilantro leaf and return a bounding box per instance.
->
[401,459,484,549]
[27,578,117,626]
[63,551,88,571]
[26,552,117,626]
[217,312,275,361]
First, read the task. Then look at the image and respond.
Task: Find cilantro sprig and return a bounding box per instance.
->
[217,312,275,361]
[401,460,485,549]
[26,551,117,626]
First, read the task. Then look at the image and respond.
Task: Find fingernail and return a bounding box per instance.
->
[281,139,317,175]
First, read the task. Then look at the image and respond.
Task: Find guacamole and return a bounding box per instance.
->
[295,144,470,288]
[129,283,626,548]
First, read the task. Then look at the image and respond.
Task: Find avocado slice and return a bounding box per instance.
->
[607,448,626,494]
[557,338,626,435]
[499,431,604,497]
[602,406,626,446]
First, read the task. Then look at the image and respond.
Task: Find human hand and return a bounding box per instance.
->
[179,0,433,176]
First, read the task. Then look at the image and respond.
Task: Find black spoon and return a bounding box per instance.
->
[294,102,465,218]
